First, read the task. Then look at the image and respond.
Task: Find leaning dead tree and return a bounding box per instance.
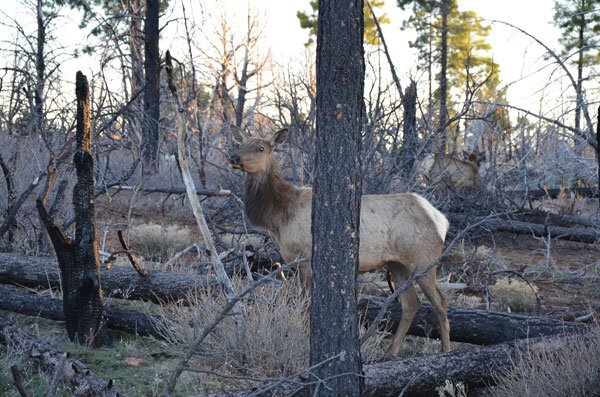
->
[36,71,110,347]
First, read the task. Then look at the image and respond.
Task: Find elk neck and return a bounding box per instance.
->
[244,161,297,236]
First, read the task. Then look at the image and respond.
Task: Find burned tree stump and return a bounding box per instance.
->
[36,71,110,347]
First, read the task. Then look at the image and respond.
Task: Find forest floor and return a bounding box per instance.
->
[1,195,599,396]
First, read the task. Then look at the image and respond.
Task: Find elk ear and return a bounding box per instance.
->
[271,128,288,146]
[228,124,247,144]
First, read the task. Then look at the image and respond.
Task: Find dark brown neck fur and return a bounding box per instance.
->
[244,163,298,235]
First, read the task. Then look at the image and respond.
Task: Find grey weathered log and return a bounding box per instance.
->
[505,187,599,199]
[0,285,167,339]
[208,333,594,397]
[359,298,588,345]
[0,318,125,396]
[0,253,218,304]
[449,214,600,243]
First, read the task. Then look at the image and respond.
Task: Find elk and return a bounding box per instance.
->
[229,126,451,355]
[420,152,483,196]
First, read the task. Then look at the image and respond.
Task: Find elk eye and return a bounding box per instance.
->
[259,146,265,152]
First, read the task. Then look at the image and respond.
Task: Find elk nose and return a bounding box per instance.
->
[229,154,240,164]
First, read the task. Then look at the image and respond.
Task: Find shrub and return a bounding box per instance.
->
[490,278,538,313]
[492,330,600,397]
[128,223,193,261]
[155,279,310,378]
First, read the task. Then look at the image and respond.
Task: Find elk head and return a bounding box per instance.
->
[228,126,288,175]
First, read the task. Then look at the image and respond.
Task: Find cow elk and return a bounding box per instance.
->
[421,152,484,196]
[229,126,451,355]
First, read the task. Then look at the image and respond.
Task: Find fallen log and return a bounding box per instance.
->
[505,186,599,199]
[449,214,600,243]
[209,333,595,397]
[363,332,594,397]
[0,318,125,396]
[108,185,232,197]
[359,298,588,345]
[0,253,218,304]
[0,285,167,339]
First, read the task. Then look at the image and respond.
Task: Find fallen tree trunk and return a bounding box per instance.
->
[449,214,600,243]
[359,298,588,345]
[0,318,125,396]
[108,185,232,197]
[209,333,595,397]
[0,253,217,304]
[0,285,167,339]
[362,332,594,397]
[505,186,599,199]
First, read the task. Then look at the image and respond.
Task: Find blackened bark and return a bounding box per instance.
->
[0,285,168,339]
[142,0,160,173]
[310,1,364,395]
[438,0,448,153]
[36,72,110,347]
[399,80,418,178]
[34,0,45,137]
[597,105,600,199]
[359,299,588,345]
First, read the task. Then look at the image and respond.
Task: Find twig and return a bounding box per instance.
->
[10,365,31,397]
[117,230,148,277]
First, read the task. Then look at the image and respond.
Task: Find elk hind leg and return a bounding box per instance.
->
[416,267,451,352]
[386,265,420,356]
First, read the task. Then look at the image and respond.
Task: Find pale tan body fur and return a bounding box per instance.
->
[421,153,481,195]
[229,127,451,354]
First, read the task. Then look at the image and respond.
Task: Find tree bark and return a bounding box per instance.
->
[310,1,365,394]
[142,0,160,173]
[359,299,588,346]
[0,285,167,339]
[438,0,448,153]
[448,214,600,244]
[0,253,218,304]
[34,0,45,137]
[362,333,594,397]
[400,80,418,178]
[0,318,123,397]
[35,72,110,346]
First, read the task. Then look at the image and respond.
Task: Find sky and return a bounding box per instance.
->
[0,0,566,117]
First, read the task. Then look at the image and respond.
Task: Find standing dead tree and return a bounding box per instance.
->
[36,72,110,347]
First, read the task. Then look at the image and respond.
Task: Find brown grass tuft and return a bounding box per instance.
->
[491,330,600,397]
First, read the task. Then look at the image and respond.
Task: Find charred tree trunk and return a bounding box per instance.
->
[438,0,448,153]
[142,0,160,173]
[34,0,45,138]
[310,1,365,394]
[399,80,418,178]
[36,72,110,347]
[597,105,600,199]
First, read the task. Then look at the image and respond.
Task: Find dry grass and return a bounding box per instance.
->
[155,278,310,379]
[128,223,193,261]
[490,278,538,313]
[491,330,600,397]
